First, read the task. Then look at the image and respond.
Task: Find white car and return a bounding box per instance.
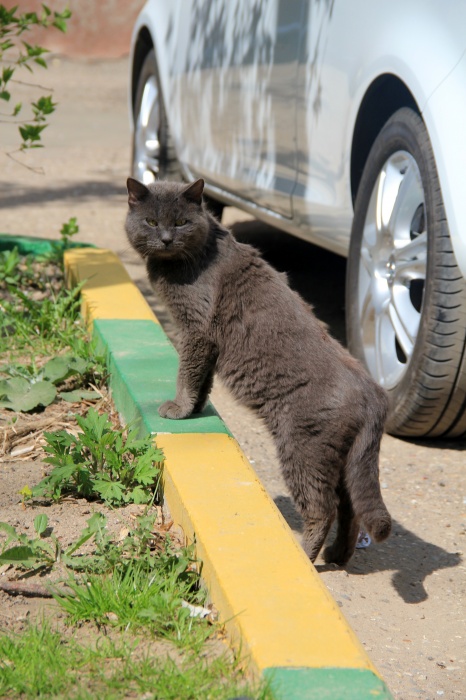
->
[129,0,466,438]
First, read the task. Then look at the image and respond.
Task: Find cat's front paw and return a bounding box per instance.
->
[158,400,192,420]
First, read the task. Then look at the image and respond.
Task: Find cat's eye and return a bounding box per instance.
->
[146,218,158,227]
[175,219,187,227]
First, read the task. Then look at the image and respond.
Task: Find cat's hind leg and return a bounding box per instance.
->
[278,431,340,562]
[302,508,336,562]
[323,480,360,566]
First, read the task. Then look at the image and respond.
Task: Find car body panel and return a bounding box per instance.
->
[130,0,466,276]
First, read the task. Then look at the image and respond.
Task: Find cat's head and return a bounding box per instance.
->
[125,178,210,261]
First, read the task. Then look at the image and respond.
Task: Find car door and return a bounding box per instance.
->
[169,0,305,218]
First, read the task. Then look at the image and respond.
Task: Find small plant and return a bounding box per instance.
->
[59,216,79,249]
[34,409,163,506]
[0,246,21,285]
[0,348,106,411]
[18,485,33,509]
[0,4,71,160]
[0,512,106,572]
[43,217,81,263]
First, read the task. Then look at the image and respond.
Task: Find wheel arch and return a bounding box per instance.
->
[130,27,154,117]
[350,75,419,205]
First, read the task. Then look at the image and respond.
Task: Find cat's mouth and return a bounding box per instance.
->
[135,239,177,258]
[147,243,181,259]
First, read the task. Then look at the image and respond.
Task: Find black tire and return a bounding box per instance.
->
[132,50,221,220]
[346,107,466,438]
[131,49,181,182]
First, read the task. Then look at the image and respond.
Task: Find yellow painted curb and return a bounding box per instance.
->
[64,246,383,683]
[158,432,377,675]
[64,248,157,324]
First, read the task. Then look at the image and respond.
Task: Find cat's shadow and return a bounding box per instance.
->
[274,495,461,605]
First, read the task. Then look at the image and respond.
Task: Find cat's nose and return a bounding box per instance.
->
[161,232,173,247]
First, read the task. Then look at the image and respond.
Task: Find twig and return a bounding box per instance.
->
[1,415,64,455]
[6,151,44,174]
[10,78,54,92]
[0,580,74,598]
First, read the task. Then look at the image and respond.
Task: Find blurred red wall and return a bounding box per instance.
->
[4,0,146,57]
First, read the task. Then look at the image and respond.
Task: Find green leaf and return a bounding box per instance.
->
[42,355,87,384]
[40,460,76,483]
[0,545,38,568]
[0,377,56,411]
[60,216,79,236]
[93,478,125,505]
[34,513,48,536]
[32,539,55,559]
[0,522,18,540]
[19,485,33,501]
[1,66,14,82]
[65,512,106,556]
[23,42,49,58]
[52,8,71,33]
[0,90,10,101]
[33,95,56,115]
[52,17,67,32]
[0,376,27,401]
[19,123,47,146]
[133,456,158,486]
[128,485,150,504]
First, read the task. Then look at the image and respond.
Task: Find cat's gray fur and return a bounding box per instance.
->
[125,177,391,565]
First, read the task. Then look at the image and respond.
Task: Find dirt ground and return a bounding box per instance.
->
[1,56,465,700]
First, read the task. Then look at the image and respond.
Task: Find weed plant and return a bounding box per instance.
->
[32,409,163,505]
[0,240,85,359]
[0,224,107,411]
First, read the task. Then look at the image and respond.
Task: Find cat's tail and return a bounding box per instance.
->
[345,393,392,543]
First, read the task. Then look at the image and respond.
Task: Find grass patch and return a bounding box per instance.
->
[0,242,85,359]
[0,237,269,699]
[57,548,207,648]
[0,623,270,699]
[0,228,107,413]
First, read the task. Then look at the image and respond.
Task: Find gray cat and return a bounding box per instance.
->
[125,177,391,565]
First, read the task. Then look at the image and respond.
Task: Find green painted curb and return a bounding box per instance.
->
[4,235,393,699]
[0,233,94,256]
[93,319,230,436]
[264,667,391,700]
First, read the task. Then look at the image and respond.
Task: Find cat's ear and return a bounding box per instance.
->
[182,178,204,206]
[127,177,149,207]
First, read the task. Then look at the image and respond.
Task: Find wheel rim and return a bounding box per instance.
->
[133,75,160,184]
[358,150,427,389]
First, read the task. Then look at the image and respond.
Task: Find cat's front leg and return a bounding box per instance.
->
[158,336,218,420]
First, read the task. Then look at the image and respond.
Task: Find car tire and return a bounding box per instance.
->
[346,107,466,438]
[131,49,181,183]
[132,50,223,220]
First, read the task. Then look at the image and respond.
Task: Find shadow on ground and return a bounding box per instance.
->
[0,181,126,208]
[274,494,461,604]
